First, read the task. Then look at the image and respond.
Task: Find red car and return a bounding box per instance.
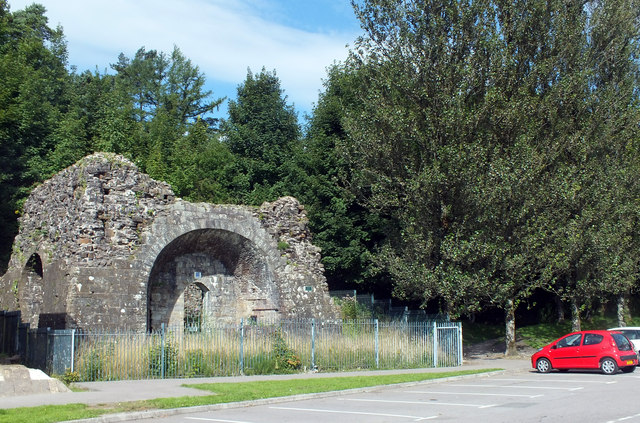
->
[531,330,638,375]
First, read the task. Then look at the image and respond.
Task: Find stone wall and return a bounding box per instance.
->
[0,153,338,331]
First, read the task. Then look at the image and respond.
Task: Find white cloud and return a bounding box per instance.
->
[10,0,360,113]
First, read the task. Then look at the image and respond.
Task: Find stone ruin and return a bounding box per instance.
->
[0,153,338,331]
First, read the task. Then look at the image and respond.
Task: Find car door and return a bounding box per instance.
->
[579,333,605,368]
[548,333,583,369]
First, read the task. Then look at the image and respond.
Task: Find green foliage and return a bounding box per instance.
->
[0,403,108,423]
[335,296,372,320]
[148,341,179,377]
[296,63,392,291]
[2,0,640,341]
[243,353,279,375]
[271,328,301,372]
[342,0,640,336]
[277,241,289,251]
[220,68,301,205]
[182,350,210,378]
[77,348,105,381]
[0,2,71,268]
[60,369,80,385]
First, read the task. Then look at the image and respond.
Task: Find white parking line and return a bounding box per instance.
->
[407,390,543,398]
[496,377,617,384]
[270,406,439,421]
[605,412,640,422]
[340,398,498,409]
[453,383,583,391]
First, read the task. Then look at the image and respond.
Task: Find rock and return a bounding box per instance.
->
[0,365,70,397]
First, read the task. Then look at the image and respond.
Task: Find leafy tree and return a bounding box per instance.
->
[220,68,301,205]
[344,0,640,353]
[109,46,224,175]
[534,0,640,330]
[0,1,70,269]
[299,63,392,292]
[344,0,499,315]
[48,70,115,170]
[91,72,139,156]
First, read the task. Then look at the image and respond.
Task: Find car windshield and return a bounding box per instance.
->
[612,333,633,351]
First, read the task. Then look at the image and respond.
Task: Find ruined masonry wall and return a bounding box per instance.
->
[0,153,338,330]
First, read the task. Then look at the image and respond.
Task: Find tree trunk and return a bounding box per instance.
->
[554,295,565,322]
[505,299,517,356]
[570,298,581,332]
[617,294,627,327]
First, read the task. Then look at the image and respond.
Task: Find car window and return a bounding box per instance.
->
[612,333,633,351]
[622,330,640,340]
[558,333,582,348]
[583,333,603,345]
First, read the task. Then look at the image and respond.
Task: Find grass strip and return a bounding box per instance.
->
[0,369,498,423]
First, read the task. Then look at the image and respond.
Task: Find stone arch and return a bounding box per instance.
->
[0,154,338,332]
[146,225,282,331]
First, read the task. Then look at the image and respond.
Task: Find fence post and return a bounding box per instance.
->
[432,321,438,367]
[161,323,165,379]
[375,319,379,369]
[1,311,5,354]
[46,327,52,374]
[70,329,76,372]
[311,318,315,370]
[239,318,244,375]
[458,322,463,366]
[23,325,29,368]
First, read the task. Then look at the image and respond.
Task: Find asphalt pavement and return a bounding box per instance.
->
[0,357,532,422]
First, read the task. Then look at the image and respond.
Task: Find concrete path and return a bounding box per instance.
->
[0,357,531,410]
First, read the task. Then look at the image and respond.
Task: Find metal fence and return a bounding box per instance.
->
[1,313,462,381]
[329,290,449,321]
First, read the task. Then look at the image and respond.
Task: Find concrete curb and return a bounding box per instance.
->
[66,370,505,423]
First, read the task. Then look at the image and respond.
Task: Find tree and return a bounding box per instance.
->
[534,0,640,330]
[220,68,301,205]
[109,46,224,174]
[299,63,393,292]
[344,0,640,354]
[344,0,501,315]
[0,2,70,269]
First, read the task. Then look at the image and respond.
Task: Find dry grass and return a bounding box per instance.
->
[72,321,461,381]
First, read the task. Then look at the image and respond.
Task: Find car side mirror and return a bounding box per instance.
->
[551,344,557,350]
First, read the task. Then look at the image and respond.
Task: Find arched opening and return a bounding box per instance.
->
[184,282,208,331]
[147,229,278,331]
[20,253,45,327]
[26,253,43,278]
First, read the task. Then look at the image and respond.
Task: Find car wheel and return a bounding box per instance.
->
[621,366,636,373]
[536,357,552,373]
[600,357,618,375]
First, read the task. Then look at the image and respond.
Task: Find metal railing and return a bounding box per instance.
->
[1,314,462,381]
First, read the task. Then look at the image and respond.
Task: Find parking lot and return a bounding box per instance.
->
[151,370,640,422]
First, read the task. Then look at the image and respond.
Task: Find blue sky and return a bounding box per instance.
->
[8,0,364,121]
